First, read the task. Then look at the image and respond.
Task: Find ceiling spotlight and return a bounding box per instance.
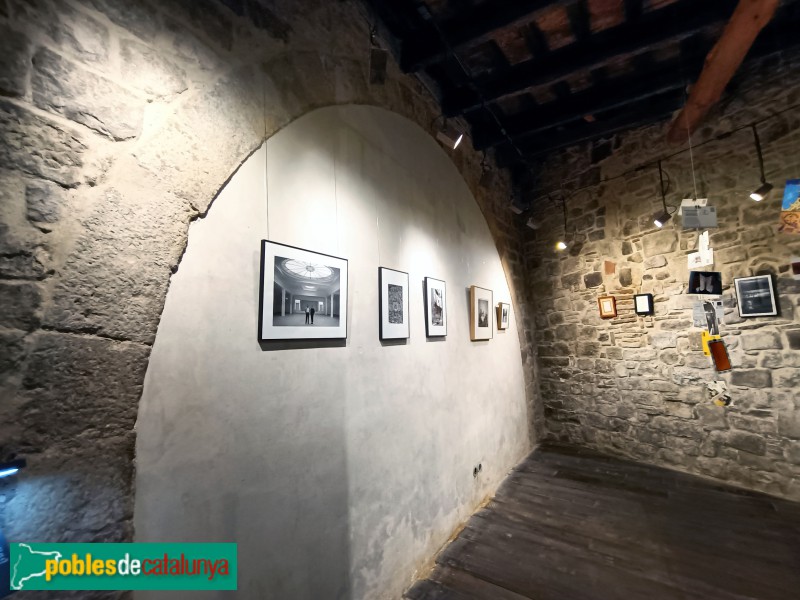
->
[653,210,672,228]
[749,124,772,201]
[436,120,463,150]
[0,458,26,479]
[750,182,773,202]
[556,240,568,251]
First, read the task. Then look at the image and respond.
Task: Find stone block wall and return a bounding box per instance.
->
[0,0,540,555]
[525,49,800,499]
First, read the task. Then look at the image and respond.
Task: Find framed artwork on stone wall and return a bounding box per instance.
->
[734,275,777,318]
[258,240,348,341]
[634,293,654,316]
[688,271,723,295]
[379,267,410,340]
[496,302,510,330]
[598,295,617,319]
[470,286,493,341]
[424,277,447,337]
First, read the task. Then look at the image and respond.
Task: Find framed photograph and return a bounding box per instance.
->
[688,271,722,295]
[598,295,617,319]
[379,267,410,340]
[424,277,447,337]
[496,302,510,330]
[734,275,777,317]
[470,286,493,341]
[258,240,348,341]
[634,293,654,316]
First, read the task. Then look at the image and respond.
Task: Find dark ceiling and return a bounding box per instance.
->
[369,0,800,178]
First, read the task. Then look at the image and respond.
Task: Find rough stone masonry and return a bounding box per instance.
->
[525,48,800,499]
[0,0,539,570]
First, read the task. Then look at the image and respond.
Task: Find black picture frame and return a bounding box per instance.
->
[734,275,778,318]
[423,277,447,337]
[688,271,723,295]
[379,267,410,340]
[258,240,348,341]
[634,293,655,316]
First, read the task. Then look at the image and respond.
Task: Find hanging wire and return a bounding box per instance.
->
[262,69,270,241]
[525,98,800,210]
[420,6,529,164]
[752,123,767,183]
[685,110,699,200]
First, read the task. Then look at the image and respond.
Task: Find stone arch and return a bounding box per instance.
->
[1,0,538,558]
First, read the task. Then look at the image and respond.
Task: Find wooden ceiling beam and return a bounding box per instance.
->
[401,0,570,73]
[666,0,780,144]
[624,0,644,21]
[443,0,737,117]
[472,62,699,150]
[494,93,683,166]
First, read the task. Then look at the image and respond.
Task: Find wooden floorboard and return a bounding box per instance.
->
[405,445,800,600]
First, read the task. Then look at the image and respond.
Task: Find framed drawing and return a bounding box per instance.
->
[424,277,447,337]
[634,293,654,316]
[258,240,348,341]
[497,302,510,330]
[470,286,493,341]
[598,295,617,319]
[379,267,410,340]
[688,271,722,295]
[734,275,777,317]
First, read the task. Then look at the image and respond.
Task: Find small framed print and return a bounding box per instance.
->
[634,293,655,316]
[258,240,348,341]
[734,275,778,317]
[496,302,510,330]
[379,267,410,340]
[424,277,447,337]
[470,286,493,341]
[598,295,617,319]
[688,271,722,295]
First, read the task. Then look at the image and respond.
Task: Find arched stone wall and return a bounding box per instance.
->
[0,0,540,556]
[135,104,533,599]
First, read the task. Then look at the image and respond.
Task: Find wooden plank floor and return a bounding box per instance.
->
[405,445,800,600]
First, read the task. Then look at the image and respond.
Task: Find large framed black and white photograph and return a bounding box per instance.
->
[258,240,348,341]
[424,277,447,337]
[734,275,777,318]
[379,267,410,340]
[470,285,493,341]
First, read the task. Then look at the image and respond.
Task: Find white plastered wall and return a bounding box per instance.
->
[134,105,531,599]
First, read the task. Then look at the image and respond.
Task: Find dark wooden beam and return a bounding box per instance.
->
[365,0,425,41]
[567,0,592,43]
[401,0,570,73]
[667,0,779,144]
[443,0,737,116]
[471,61,698,150]
[624,0,644,21]
[493,91,683,168]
